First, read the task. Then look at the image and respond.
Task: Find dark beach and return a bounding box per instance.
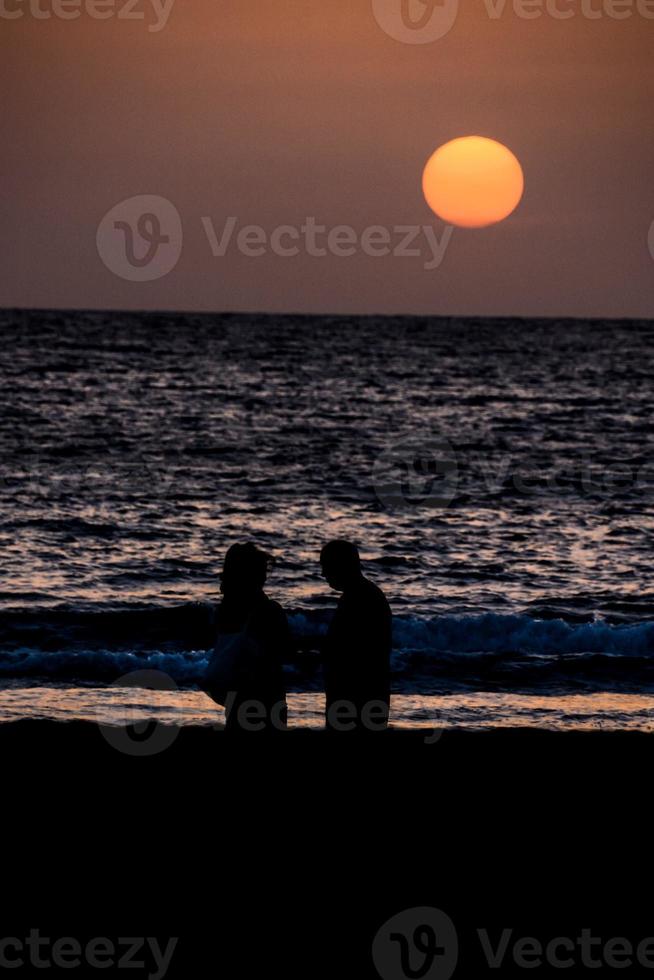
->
[9,720,647,854]
[7,720,651,829]
[6,720,650,978]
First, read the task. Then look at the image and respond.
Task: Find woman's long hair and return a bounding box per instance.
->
[220,543,274,598]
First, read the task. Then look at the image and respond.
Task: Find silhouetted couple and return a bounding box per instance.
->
[203,540,392,733]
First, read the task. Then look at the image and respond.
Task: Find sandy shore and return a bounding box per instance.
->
[4,721,650,977]
[3,719,650,810]
[4,717,650,764]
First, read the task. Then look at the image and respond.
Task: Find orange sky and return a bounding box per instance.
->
[2,0,654,317]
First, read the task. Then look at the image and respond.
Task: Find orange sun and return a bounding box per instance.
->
[422,136,524,229]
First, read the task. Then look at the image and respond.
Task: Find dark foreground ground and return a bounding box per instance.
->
[5,723,653,977]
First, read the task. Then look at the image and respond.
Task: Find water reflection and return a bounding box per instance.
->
[0,686,651,732]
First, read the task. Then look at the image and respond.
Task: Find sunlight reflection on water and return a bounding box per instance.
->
[0,687,652,732]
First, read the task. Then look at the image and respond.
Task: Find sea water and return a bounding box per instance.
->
[1,309,653,730]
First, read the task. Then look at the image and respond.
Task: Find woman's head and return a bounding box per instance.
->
[220,543,273,596]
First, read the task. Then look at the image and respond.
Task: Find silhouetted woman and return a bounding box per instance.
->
[209,543,291,732]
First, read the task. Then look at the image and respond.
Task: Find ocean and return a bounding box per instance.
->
[2,308,653,732]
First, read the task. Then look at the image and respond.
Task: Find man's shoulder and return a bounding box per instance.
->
[360,577,391,612]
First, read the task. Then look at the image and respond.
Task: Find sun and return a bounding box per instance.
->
[422,136,524,229]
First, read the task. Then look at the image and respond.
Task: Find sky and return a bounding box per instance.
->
[2,0,654,318]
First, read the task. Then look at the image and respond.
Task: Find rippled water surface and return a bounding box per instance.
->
[1,309,653,717]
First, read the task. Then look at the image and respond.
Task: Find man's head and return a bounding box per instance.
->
[320,540,362,592]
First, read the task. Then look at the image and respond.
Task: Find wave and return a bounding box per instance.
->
[391,612,654,658]
[0,605,653,693]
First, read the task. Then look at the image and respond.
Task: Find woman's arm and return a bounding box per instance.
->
[265,601,296,665]
[191,602,218,650]
[266,602,324,665]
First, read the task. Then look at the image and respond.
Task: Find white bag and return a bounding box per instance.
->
[203,628,264,707]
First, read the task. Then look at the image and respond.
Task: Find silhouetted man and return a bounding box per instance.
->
[320,540,392,733]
